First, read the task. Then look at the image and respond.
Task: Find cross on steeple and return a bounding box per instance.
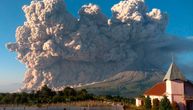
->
[171,53,175,63]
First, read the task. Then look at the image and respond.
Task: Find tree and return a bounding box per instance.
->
[38,85,55,103]
[1,94,11,104]
[159,96,172,110]
[63,87,77,97]
[62,87,77,101]
[20,92,29,104]
[152,98,159,110]
[40,85,54,97]
[78,89,88,99]
[144,96,151,110]
[14,95,21,104]
[79,89,88,95]
[52,95,64,103]
[0,94,2,104]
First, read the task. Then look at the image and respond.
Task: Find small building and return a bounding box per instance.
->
[136,62,193,110]
[135,97,144,107]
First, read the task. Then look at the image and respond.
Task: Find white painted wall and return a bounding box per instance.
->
[135,98,143,107]
[166,80,173,102]
[149,95,163,101]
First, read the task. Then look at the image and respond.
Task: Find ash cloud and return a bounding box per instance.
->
[7,0,193,90]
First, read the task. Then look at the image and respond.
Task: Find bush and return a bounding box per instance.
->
[144,96,151,110]
[63,87,77,97]
[152,98,159,110]
[52,95,64,103]
[159,96,172,110]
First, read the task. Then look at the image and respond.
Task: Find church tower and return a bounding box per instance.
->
[142,62,193,110]
[164,62,186,109]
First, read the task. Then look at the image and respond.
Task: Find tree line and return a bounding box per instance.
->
[0,85,134,106]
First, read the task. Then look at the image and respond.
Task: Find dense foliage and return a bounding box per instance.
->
[144,96,151,110]
[152,98,159,110]
[159,96,172,110]
[0,85,133,106]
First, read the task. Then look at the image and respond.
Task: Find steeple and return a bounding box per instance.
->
[163,62,186,81]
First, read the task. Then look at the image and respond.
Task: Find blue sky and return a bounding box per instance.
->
[0,0,193,87]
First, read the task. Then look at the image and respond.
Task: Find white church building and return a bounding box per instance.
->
[136,62,193,110]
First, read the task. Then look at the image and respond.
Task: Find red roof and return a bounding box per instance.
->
[144,82,166,96]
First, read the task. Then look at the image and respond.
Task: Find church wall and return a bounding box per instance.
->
[185,82,193,96]
[166,80,184,101]
[166,80,173,102]
[173,95,186,110]
[166,80,186,110]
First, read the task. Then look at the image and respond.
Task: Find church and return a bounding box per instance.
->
[136,62,193,110]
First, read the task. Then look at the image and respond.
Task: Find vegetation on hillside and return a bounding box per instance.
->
[0,85,134,106]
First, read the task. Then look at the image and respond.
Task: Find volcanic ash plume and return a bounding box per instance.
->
[7,0,193,91]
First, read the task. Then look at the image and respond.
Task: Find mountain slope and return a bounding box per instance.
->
[79,71,164,97]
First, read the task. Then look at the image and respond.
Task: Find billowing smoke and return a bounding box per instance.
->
[7,0,193,91]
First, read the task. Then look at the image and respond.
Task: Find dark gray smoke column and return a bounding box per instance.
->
[6,0,193,91]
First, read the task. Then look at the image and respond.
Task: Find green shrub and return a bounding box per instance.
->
[144,96,151,110]
[159,96,172,110]
[152,98,159,110]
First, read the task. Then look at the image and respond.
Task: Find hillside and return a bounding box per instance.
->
[79,71,164,97]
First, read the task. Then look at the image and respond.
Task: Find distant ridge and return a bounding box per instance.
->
[78,71,164,97]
